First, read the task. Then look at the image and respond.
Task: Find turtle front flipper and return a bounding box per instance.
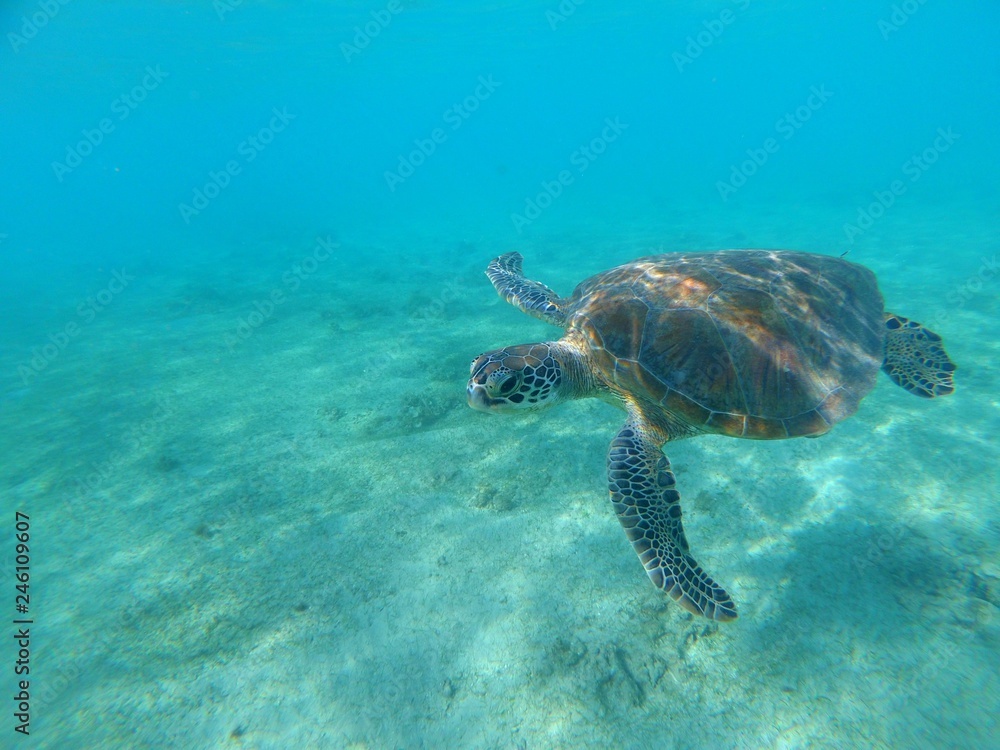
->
[608,417,737,622]
[882,313,956,398]
[486,252,567,327]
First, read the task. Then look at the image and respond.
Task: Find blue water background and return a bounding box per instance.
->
[2,1,997,274]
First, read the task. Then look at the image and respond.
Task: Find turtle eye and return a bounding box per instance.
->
[498,375,520,395]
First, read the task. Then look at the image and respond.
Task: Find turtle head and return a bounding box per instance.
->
[467,343,570,413]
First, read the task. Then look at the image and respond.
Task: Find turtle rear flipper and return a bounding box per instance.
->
[608,414,737,622]
[882,313,956,398]
[486,252,567,327]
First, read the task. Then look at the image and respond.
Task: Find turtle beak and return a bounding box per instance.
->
[467,382,491,412]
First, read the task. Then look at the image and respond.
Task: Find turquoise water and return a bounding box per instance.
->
[1,1,998,747]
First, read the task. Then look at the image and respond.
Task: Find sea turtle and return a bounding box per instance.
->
[467,250,955,621]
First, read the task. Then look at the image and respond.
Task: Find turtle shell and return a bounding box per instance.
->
[566,250,885,439]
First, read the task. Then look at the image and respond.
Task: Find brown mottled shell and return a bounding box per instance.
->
[566,250,885,438]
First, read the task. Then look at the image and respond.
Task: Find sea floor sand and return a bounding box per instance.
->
[1,201,997,748]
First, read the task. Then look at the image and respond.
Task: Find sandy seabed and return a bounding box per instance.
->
[1,201,997,749]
